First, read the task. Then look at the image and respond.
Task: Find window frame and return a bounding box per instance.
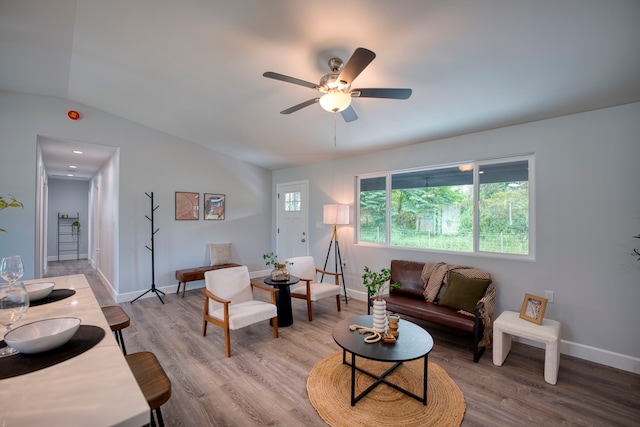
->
[356,154,535,260]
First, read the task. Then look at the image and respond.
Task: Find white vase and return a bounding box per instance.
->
[372,299,387,333]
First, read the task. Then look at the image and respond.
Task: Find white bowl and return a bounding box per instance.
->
[4,317,81,354]
[25,282,55,301]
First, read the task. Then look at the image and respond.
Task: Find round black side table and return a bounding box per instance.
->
[263,276,300,327]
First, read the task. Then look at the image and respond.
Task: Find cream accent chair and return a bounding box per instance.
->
[285,256,341,321]
[202,266,278,357]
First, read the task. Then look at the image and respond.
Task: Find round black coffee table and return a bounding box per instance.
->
[332,314,434,406]
[263,276,300,327]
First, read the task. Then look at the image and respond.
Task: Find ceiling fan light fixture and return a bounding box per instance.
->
[319,91,351,113]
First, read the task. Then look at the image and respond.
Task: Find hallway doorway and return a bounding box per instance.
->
[37,136,119,283]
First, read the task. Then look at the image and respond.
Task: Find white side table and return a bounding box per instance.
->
[493,310,561,384]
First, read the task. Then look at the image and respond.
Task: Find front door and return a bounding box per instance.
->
[276,181,308,260]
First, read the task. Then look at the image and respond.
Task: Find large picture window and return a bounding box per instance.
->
[357,155,533,257]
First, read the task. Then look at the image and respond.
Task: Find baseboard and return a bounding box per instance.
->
[115,269,271,303]
[514,336,640,374]
[561,340,639,374]
[96,268,118,302]
[115,284,178,303]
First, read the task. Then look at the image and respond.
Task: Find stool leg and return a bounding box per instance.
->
[118,330,127,355]
[544,339,559,385]
[112,331,121,349]
[150,409,156,427]
[113,330,127,355]
[155,407,165,427]
[492,328,512,366]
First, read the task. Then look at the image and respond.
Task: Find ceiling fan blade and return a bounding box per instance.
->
[280,98,319,114]
[340,105,358,122]
[263,72,318,90]
[338,47,376,85]
[351,88,412,99]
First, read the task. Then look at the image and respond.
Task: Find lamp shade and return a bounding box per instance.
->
[323,204,349,225]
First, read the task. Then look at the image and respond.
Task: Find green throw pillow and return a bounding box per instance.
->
[438,271,491,313]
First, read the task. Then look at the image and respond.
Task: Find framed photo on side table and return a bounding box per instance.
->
[519,293,548,325]
[204,193,225,220]
[175,192,199,220]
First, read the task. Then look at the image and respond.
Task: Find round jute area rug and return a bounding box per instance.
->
[307,351,465,427]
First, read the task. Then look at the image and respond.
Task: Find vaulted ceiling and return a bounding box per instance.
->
[2,0,639,173]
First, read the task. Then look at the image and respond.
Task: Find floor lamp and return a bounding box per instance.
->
[322,204,349,304]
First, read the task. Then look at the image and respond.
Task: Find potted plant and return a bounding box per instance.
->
[362,266,400,333]
[362,266,400,300]
[262,252,293,282]
[71,220,81,239]
[0,195,23,233]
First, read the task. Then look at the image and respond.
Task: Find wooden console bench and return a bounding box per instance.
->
[175,263,241,297]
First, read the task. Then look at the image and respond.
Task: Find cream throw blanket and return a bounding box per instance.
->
[421,262,496,348]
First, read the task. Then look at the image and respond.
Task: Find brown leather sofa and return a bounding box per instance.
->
[368,260,494,362]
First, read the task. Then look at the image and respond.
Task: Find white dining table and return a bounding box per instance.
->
[0,274,150,427]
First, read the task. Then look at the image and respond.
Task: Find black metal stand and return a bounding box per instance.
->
[322,224,348,304]
[132,192,164,304]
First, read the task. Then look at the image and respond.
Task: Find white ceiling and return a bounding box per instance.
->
[2,0,640,176]
[38,136,117,181]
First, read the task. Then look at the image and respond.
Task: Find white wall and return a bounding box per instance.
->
[0,91,273,300]
[273,102,640,372]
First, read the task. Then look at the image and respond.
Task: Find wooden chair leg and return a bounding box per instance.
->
[272,317,279,338]
[224,327,231,357]
[307,298,313,321]
[336,295,341,312]
[202,297,209,336]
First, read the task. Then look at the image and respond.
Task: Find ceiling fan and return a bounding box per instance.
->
[263,47,412,122]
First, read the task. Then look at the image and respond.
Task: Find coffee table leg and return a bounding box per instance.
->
[351,352,356,406]
[423,354,428,404]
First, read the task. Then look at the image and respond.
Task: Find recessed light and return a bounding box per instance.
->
[68,165,77,169]
[73,150,83,154]
[67,173,74,177]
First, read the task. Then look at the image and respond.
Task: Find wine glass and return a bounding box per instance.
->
[0,256,30,357]
[1,255,24,284]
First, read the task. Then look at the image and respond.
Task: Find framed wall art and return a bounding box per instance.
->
[519,293,548,324]
[204,193,225,220]
[175,192,199,220]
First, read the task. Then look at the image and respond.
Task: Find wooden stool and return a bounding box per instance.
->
[126,351,172,427]
[101,305,130,355]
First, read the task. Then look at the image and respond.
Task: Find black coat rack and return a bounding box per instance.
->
[131,192,164,304]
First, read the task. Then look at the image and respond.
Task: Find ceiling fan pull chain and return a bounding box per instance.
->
[334,113,337,148]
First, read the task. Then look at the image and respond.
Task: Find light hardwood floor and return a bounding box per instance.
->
[46,260,640,426]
